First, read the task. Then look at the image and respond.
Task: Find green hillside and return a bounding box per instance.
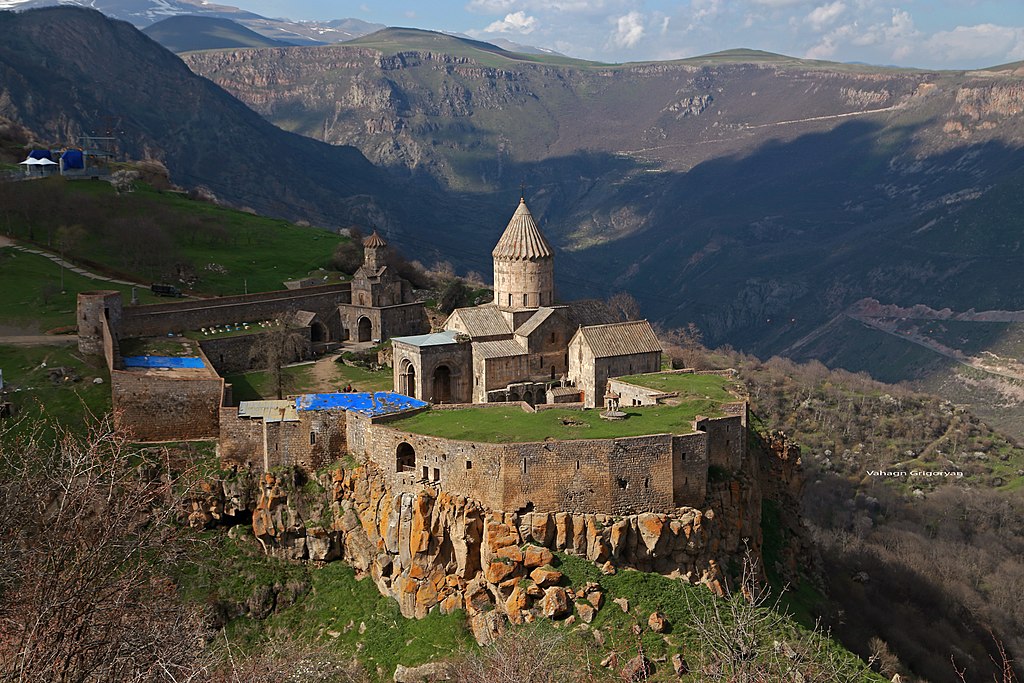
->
[0,176,346,297]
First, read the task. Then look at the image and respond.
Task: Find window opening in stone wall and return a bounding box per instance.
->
[523,293,528,307]
[422,465,428,480]
[432,468,440,482]
[508,294,513,306]
[616,477,628,489]
[550,332,555,343]
[550,366,555,379]
[466,460,473,470]
[521,458,527,474]
[576,460,580,470]
[396,442,416,473]
[310,432,316,446]
[644,477,649,489]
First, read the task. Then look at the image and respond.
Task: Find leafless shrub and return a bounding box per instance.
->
[0,416,212,682]
[450,623,610,683]
[682,547,866,682]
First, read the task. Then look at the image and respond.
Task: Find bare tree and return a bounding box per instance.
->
[0,417,211,683]
[248,327,310,399]
[682,547,868,682]
[450,623,611,683]
[606,292,641,322]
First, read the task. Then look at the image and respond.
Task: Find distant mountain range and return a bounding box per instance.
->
[0,0,385,45]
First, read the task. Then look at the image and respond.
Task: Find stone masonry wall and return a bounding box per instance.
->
[199,327,312,375]
[120,284,350,339]
[352,421,720,514]
[218,406,265,468]
[112,370,223,441]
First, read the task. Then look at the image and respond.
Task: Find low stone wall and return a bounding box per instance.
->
[121,284,350,339]
[199,327,312,375]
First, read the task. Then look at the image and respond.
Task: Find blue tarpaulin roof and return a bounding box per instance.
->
[61,149,84,169]
[123,356,206,369]
[28,149,53,160]
[295,392,426,417]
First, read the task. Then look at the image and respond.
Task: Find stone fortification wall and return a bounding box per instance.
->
[112,368,224,442]
[700,402,747,472]
[219,408,348,471]
[120,284,350,338]
[218,406,264,467]
[349,417,744,514]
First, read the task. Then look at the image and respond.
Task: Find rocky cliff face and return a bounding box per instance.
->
[188,432,804,643]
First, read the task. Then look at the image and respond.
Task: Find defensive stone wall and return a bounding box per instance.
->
[111,367,224,442]
[119,284,351,339]
[348,415,743,515]
[219,407,348,472]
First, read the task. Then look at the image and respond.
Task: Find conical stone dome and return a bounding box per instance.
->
[492,198,553,260]
[492,198,554,309]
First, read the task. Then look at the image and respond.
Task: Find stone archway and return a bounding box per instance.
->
[396,442,415,472]
[432,365,452,403]
[357,316,372,342]
[311,321,329,343]
[400,360,417,397]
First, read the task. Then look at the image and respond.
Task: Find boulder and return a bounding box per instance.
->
[485,561,517,584]
[523,545,555,568]
[648,611,667,633]
[613,597,629,613]
[540,586,571,619]
[577,602,596,624]
[620,654,652,682]
[529,567,563,588]
[671,653,688,676]
[394,662,452,682]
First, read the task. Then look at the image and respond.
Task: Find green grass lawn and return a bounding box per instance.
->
[391,399,723,443]
[0,344,111,439]
[2,178,346,296]
[0,247,160,331]
[226,365,316,402]
[119,336,202,358]
[332,361,393,393]
[226,359,392,402]
[615,372,741,402]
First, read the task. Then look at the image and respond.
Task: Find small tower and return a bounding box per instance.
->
[492,197,554,310]
[363,231,388,272]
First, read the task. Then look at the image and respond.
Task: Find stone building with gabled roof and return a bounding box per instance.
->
[338,231,429,343]
[567,321,663,408]
[391,197,662,407]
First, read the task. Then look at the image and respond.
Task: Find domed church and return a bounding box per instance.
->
[392,198,662,409]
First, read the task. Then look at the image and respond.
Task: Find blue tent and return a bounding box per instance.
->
[28,149,53,161]
[60,149,85,170]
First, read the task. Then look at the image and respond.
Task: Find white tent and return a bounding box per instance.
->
[18,158,42,165]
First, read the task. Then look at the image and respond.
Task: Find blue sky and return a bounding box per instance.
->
[230,1,1024,69]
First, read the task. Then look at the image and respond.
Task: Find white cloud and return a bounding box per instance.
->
[610,11,645,48]
[466,0,628,14]
[805,1,845,31]
[925,24,1024,63]
[483,10,538,34]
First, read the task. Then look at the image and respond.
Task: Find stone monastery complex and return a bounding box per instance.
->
[77,198,749,517]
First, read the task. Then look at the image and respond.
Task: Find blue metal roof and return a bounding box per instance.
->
[391,330,461,347]
[295,391,426,417]
[123,356,206,369]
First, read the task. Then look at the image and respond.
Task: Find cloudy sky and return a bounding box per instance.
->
[230,1,1024,70]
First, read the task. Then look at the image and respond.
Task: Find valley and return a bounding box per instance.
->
[0,7,1023,682]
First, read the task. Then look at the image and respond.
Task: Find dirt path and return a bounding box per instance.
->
[308,353,343,392]
[1,236,145,287]
[0,335,77,346]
